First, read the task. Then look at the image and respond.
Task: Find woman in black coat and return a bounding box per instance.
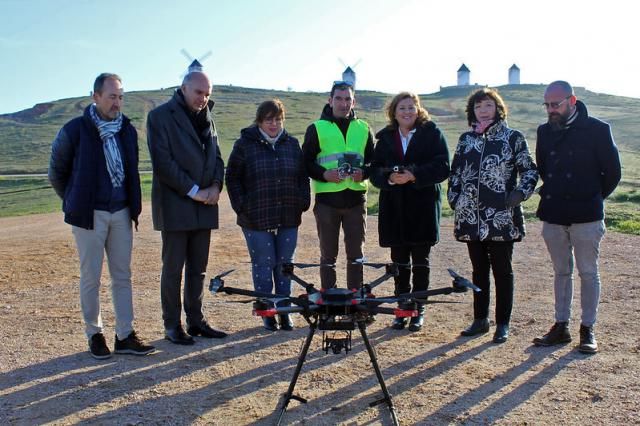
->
[448,88,538,343]
[370,92,450,331]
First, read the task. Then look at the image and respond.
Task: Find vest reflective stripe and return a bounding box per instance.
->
[313,119,369,193]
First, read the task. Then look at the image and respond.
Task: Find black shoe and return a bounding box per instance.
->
[493,324,509,344]
[262,317,278,331]
[165,325,195,345]
[187,322,228,339]
[461,318,490,336]
[578,324,598,354]
[114,331,155,355]
[533,322,571,346]
[390,317,407,330]
[278,314,294,331]
[408,315,424,332]
[89,333,111,360]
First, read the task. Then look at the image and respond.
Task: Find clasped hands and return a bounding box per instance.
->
[193,185,220,205]
[389,169,416,185]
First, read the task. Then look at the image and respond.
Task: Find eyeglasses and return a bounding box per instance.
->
[542,96,571,110]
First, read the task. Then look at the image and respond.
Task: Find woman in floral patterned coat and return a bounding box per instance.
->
[448,88,538,343]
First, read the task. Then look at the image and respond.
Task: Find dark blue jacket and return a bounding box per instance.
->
[536,100,621,225]
[48,106,142,229]
[226,125,310,230]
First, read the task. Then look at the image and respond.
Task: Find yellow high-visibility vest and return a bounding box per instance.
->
[313,119,369,193]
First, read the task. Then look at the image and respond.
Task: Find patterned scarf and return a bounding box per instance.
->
[89,104,125,188]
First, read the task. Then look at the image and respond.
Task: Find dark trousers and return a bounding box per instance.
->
[313,202,366,290]
[467,241,514,325]
[160,229,211,329]
[390,245,431,295]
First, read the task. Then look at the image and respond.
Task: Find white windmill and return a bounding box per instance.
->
[180,48,212,76]
[338,58,362,89]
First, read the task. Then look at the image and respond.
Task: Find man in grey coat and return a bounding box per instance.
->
[147,71,227,344]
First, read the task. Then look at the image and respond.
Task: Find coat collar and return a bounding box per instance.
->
[168,90,211,146]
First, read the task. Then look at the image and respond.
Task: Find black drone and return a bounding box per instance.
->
[209,262,480,426]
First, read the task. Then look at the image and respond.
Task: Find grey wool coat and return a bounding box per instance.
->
[146,90,224,232]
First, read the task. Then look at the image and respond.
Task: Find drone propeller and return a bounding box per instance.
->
[352,260,430,269]
[447,268,481,292]
[288,262,335,269]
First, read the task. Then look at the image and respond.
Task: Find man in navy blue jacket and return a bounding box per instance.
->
[533,81,621,354]
[49,73,154,360]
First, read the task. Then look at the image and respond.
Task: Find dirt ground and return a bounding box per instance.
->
[1,193,639,425]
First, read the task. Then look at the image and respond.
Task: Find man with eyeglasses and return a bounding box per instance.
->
[302,81,374,290]
[533,80,621,354]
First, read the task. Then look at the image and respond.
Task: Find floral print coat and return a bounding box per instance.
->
[447,120,538,242]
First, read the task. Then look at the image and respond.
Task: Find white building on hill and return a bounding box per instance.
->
[509,64,520,85]
[457,64,470,86]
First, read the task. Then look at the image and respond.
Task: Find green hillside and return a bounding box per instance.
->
[0,84,638,233]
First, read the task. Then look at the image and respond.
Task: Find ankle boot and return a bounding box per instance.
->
[262,317,278,331]
[408,304,425,332]
[533,321,571,346]
[578,324,598,354]
[493,323,509,343]
[461,318,490,336]
[390,317,407,330]
[279,314,294,331]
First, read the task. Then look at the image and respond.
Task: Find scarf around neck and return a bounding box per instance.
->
[89,104,125,188]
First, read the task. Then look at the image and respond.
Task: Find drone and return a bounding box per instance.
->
[209,262,480,426]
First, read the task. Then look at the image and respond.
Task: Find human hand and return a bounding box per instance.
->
[192,189,208,203]
[350,168,364,182]
[389,170,415,185]
[323,169,342,183]
[505,190,524,208]
[203,185,220,205]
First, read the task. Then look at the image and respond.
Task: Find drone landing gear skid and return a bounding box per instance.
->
[276,320,399,426]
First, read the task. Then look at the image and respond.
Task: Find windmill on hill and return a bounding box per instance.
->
[180,48,212,76]
[338,58,361,89]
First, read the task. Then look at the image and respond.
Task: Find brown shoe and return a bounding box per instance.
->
[533,322,572,346]
[578,325,598,354]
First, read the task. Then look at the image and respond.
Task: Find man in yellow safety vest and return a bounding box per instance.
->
[302,81,374,290]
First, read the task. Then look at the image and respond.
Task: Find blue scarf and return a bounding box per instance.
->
[89,104,125,188]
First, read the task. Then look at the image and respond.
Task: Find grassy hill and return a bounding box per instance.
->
[0,84,638,233]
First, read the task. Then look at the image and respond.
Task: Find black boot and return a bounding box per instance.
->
[279,314,294,331]
[408,304,425,332]
[390,317,407,330]
[578,324,598,354]
[493,323,509,343]
[461,318,490,336]
[262,317,278,331]
[533,321,571,346]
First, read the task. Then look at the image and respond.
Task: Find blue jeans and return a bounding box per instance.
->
[242,227,298,296]
[541,220,605,326]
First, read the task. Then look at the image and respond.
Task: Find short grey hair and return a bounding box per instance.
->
[94,73,122,94]
[547,80,574,96]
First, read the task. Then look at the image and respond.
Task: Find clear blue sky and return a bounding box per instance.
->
[1,0,638,114]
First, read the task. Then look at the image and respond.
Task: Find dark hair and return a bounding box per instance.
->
[93,73,122,94]
[465,87,507,126]
[255,99,285,124]
[330,82,354,98]
[386,92,430,129]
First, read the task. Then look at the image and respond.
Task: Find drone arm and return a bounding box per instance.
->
[366,273,395,290]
